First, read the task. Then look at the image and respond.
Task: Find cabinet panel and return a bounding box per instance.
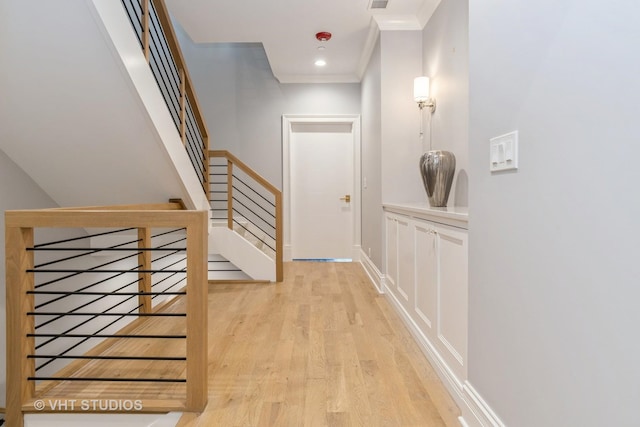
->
[414,224,437,337]
[383,206,468,395]
[396,217,413,304]
[385,215,398,289]
[437,226,468,377]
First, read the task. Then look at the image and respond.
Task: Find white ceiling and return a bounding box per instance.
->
[165,0,441,83]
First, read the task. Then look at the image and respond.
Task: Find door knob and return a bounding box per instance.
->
[340,195,351,203]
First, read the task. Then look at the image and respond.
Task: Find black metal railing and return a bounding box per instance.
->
[209,157,229,221]
[209,154,278,259]
[185,97,207,192]
[121,0,209,193]
[4,204,208,425]
[25,226,187,382]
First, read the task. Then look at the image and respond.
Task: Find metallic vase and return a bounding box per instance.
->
[419,150,456,207]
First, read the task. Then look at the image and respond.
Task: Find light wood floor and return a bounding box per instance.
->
[40,262,460,426]
[184,262,459,426]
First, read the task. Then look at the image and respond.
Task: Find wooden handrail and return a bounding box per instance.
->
[47,201,185,211]
[210,150,284,282]
[210,150,280,196]
[5,204,208,427]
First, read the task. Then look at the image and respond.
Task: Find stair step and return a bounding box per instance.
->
[211,219,276,260]
[208,254,252,281]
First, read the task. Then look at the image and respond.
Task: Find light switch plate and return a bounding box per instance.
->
[490,130,518,172]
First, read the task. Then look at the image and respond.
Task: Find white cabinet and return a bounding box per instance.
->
[384,204,468,386]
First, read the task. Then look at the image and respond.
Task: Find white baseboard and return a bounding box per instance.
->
[358,250,385,294]
[461,382,505,427]
[360,270,502,427]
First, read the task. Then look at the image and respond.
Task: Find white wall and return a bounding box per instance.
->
[361,38,383,268]
[0,149,59,408]
[174,26,361,188]
[422,0,469,207]
[0,0,208,211]
[468,1,640,425]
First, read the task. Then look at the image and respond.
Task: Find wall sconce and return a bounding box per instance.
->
[414,76,436,113]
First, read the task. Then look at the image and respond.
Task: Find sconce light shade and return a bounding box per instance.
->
[414,76,436,113]
[414,77,430,102]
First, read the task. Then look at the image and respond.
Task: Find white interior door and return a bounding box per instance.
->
[290,122,354,260]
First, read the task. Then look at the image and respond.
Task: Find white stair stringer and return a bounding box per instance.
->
[208,227,275,282]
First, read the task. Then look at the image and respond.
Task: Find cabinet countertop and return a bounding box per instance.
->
[383,202,469,229]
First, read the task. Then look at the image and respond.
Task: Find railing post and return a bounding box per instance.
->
[142,0,150,62]
[203,135,210,190]
[5,224,36,427]
[138,227,152,313]
[227,160,233,230]
[275,193,284,282]
[179,68,186,146]
[185,212,208,411]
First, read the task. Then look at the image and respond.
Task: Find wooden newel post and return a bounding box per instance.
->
[5,223,36,427]
[185,212,208,410]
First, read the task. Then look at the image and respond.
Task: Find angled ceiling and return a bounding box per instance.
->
[165,0,440,83]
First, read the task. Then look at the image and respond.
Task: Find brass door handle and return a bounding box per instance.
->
[340,195,351,203]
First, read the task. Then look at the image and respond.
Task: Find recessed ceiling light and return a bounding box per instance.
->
[315,59,327,67]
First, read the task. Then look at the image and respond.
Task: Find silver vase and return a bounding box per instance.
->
[420,150,456,207]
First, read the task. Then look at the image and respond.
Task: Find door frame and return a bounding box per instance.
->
[282,114,361,262]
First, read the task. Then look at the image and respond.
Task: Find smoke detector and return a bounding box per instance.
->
[315,32,332,42]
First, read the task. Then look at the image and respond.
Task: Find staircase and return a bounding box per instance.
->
[207,150,283,283]
[208,254,252,281]
[2,1,282,425]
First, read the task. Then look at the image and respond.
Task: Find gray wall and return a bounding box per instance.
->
[361,39,383,268]
[174,26,361,188]
[380,31,425,203]
[422,0,469,207]
[468,1,640,425]
[0,149,59,407]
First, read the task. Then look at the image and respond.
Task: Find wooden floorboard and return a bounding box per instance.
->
[192,261,460,426]
[39,262,460,426]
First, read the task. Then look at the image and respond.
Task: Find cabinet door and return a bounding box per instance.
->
[436,224,468,379]
[414,223,437,340]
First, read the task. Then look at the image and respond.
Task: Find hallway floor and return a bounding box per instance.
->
[35,262,460,426]
[180,261,460,426]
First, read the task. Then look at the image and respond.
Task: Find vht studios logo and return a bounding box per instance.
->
[33,399,144,411]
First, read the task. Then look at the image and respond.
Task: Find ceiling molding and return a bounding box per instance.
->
[356,19,381,81]
[417,0,442,28]
[374,15,423,31]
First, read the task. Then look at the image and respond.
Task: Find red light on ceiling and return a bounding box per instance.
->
[315,32,332,42]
